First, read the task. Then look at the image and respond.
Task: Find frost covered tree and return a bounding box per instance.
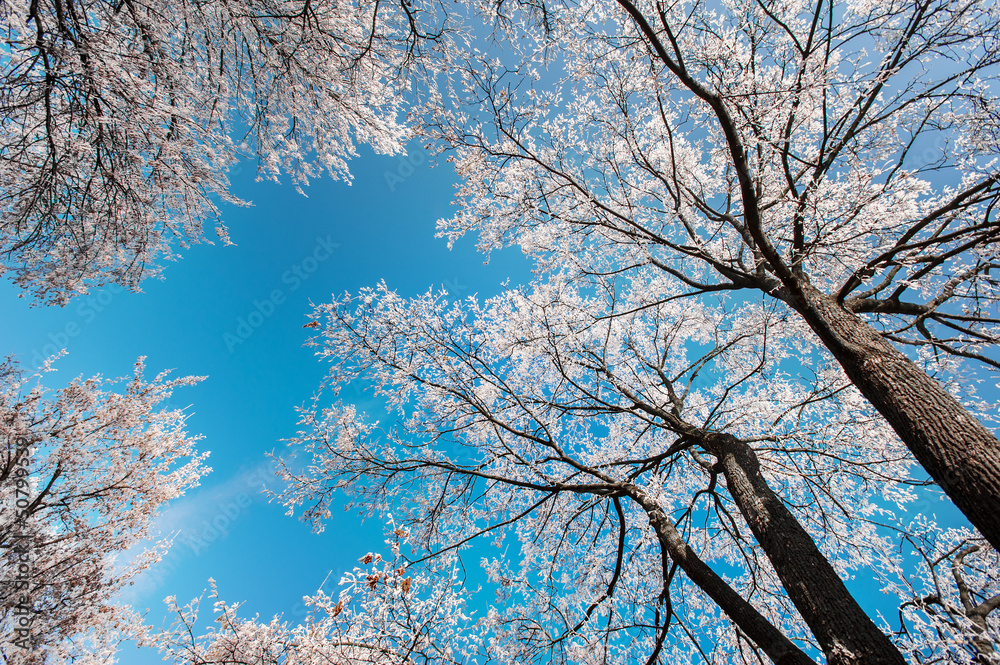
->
[882,526,1000,664]
[5,0,1000,662]
[420,0,1000,552]
[149,272,999,664]
[0,0,419,304]
[254,275,995,664]
[261,0,1000,658]
[0,357,208,664]
[4,0,999,556]
[152,528,481,665]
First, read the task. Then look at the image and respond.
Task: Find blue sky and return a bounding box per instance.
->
[0,143,528,663]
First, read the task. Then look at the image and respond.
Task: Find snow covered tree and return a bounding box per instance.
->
[421,0,1000,551]
[265,2,1000,641]
[4,0,999,558]
[261,275,957,664]
[879,525,1000,664]
[5,0,1000,662]
[0,357,209,664]
[0,0,417,304]
[149,271,998,664]
[151,527,481,665]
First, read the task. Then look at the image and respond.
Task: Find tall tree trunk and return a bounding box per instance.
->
[790,283,1000,552]
[624,484,817,665]
[705,432,906,665]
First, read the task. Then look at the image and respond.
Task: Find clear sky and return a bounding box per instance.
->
[0,143,529,663]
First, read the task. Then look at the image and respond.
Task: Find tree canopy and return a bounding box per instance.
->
[0,357,208,664]
[1,0,410,303]
[2,0,999,663]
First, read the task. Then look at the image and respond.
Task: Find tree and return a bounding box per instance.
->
[422,0,1000,550]
[154,0,999,658]
[263,0,1000,640]
[257,277,983,664]
[0,357,209,664]
[152,527,481,665]
[145,273,999,664]
[880,525,1000,664]
[0,0,414,304]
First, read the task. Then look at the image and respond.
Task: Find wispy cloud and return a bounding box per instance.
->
[115,460,280,606]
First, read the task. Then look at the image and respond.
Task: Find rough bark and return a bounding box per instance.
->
[789,283,1000,552]
[921,545,1000,664]
[611,372,903,662]
[624,484,818,665]
[706,432,907,665]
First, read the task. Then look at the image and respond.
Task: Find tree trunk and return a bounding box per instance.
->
[624,484,817,665]
[706,432,906,665]
[790,283,1000,552]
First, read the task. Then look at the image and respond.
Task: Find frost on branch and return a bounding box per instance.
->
[0,0,417,304]
[266,278,958,664]
[0,357,209,664]
[875,523,1000,664]
[432,0,1000,377]
[151,525,481,665]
